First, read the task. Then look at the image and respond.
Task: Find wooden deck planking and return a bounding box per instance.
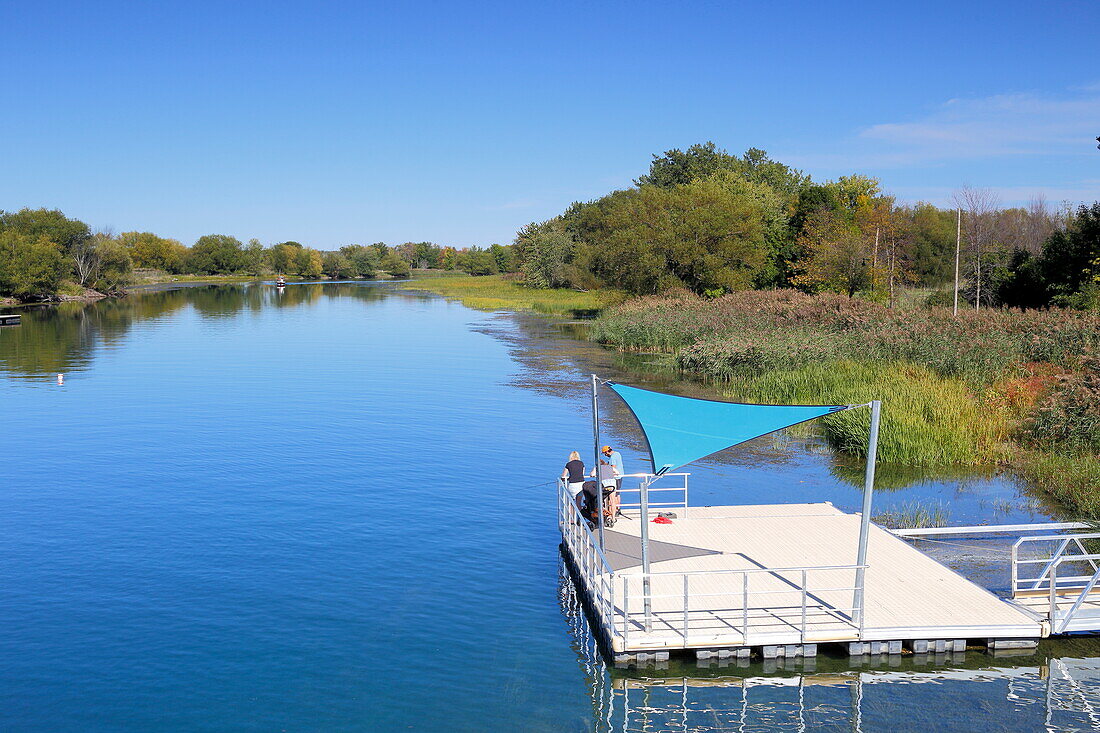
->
[593,502,1043,651]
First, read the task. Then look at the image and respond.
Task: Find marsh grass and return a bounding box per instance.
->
[718,361,1006,466]
[1016,451,1100,518]
[872,500,951,529]
[399,274,625,316]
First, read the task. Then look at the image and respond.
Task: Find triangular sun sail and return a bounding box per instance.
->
[607,382,851,474]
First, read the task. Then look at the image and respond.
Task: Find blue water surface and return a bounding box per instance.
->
[2,282,1098,732]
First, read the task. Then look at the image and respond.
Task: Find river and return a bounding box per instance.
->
[2,281,1100,731]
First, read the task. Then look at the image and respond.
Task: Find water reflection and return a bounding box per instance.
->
[0,282,390,380]
[562,567,1100,732]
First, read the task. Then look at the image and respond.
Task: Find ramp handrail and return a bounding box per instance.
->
[1012,532,1100,633]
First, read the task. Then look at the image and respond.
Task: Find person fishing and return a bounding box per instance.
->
[602,445,624,490]
[561,451,586,511]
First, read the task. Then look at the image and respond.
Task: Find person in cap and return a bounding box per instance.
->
[602,445,624,490]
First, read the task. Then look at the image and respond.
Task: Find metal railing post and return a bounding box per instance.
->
[801,570,808,644]
[1011,541,1019,596]
[683,574,690,643]
[623,576,630,646]
[1050,559,1059,624]
[742,573,750,644]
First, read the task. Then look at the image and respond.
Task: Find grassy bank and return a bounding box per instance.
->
[591,289,1100,514]
[398,274,625,316]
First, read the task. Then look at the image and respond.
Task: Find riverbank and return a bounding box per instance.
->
[589,289,1100,516]
[397,274,624,316]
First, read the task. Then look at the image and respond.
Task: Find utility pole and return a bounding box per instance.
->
[953,208,961,316]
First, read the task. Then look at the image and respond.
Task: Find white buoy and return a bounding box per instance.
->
[57,373,64,385]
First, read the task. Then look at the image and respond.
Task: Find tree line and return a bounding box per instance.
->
[511,142,1099,309]
[0,208,521,301]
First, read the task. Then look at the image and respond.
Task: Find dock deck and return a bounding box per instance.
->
[558,483,1046,659]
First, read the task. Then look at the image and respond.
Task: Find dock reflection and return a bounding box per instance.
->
[561,563,1100,732]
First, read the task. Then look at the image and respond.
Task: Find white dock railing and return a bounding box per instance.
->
[616,472,690,514]
[1012,532,1100,633]
[557,478,867,649]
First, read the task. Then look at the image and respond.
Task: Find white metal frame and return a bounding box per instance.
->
[557,479,868,651]
[1012,532,1100,633]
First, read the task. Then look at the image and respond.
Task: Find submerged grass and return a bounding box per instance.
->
[872,500,951,529]
[398,274,625,316]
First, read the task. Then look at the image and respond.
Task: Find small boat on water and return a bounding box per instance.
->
[275,276,286,288]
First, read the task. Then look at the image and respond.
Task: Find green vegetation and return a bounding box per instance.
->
[0,208,524,302]
[872,500,951,529]
[590,289,1100,513]
[398,274,623,316]
[507,141,1097,312]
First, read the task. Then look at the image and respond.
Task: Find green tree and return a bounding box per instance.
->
[270,243,299,274]
[574,177,768,294]
[1039,202,1100,308]
[86,234,134,293]
[489,243,518,273]
[296,248,324,279]
[458,247,498,276]
[380,249,409,277]
[793,209,870,296]
[119,231,187,272]
[0,208,91,253]
[243,239,266,275]
[322,251,354,278]
[339,245,379,277]
[411,242,441,269]
[0,231,67,299]
[514,218,575,288]
[187,235,246,274]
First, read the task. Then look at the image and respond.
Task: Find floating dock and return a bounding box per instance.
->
[557,478,1075,663]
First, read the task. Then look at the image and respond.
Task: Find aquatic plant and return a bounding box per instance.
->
[872,500,951,529]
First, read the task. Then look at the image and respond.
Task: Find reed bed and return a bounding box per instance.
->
[400,275,624,316]
[591,289,1100,511]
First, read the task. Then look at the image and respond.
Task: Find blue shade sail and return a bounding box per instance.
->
[607,382,850,473]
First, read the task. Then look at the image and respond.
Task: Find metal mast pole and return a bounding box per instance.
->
[591,374,605,548]
[853,400,881,630]
[953,208,961,316]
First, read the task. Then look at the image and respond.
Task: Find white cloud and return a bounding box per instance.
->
[857,91,1100,160]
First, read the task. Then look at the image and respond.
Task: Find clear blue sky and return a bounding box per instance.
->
[2,0,1097,249]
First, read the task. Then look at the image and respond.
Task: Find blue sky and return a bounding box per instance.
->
[2,0,1097,248]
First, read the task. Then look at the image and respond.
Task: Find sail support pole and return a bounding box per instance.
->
[591,374,605,548]
[853,400,881,631]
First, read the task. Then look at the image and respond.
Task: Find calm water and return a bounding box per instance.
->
[2,282,1100,731]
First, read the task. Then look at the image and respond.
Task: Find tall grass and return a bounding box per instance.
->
[593,289,1100,384]
[398,275,625,316]
[718,361,1006,466]
[1016,452,1100,518]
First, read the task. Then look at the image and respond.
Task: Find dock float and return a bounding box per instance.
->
[558,481,1047,664]
[0,313,21,326]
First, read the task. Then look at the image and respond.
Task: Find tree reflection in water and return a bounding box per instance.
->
[0,282,390,380]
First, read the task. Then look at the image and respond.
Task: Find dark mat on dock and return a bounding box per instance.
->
[602,529,720,572]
